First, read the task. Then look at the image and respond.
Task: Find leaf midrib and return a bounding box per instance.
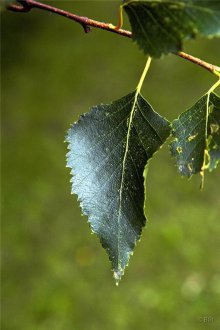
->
[116,90,139,271]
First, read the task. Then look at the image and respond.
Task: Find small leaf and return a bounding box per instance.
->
[66,91,170,282]
[123,0,220,57]
[208,93,220,171]
[170,92,220,177]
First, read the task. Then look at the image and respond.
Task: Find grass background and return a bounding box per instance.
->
[1,1,220,329]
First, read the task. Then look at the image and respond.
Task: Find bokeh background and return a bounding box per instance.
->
[1,1,220,329]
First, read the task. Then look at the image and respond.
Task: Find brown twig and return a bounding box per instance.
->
[177,51,220,76]
[7,0,220,76]
[7,0,132,37]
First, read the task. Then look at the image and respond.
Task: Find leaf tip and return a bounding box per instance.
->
[113,269,124,285]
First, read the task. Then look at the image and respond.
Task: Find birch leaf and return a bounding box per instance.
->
[170,92,220,177]
[66,91,170,283]
[123,0,220,57]
[208,93,220,171]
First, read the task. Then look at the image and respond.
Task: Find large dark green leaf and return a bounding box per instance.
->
[66,91,170,282]
[170,92,220,177]
[123,0,220,57]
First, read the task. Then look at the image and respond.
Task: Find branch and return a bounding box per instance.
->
[177,52,220,77]
[7,0,220,76]
[7,0,131,36]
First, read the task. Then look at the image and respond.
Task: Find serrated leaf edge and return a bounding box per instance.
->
[66,94,171,284]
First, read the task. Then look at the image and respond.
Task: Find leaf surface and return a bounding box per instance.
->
[66,91,170,282]
[123,0,220,57]
[208,93,220,171]
[170,92,220,177]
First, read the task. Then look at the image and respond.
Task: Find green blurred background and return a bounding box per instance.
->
[1,1,220,329]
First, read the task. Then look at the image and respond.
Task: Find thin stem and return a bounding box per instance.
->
[207,78,220,94]
[114,5,124,30]
[177,51,220,77]
[7,0,132,36]
[136,57,152,93]
[7,0,220,76]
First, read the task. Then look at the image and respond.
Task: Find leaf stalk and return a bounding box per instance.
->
[136,57,152,93]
